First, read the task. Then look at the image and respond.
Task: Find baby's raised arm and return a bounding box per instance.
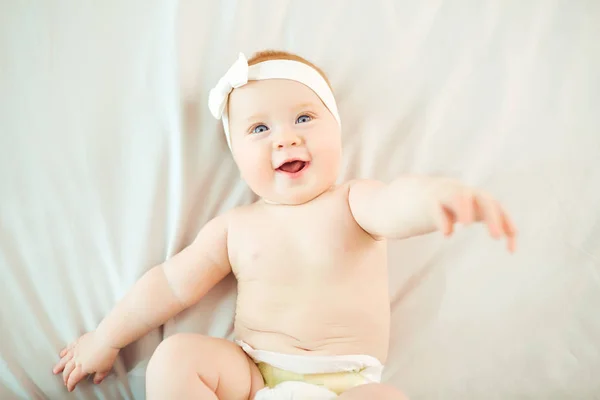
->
[348,176,516,251]
[53,213,232,391]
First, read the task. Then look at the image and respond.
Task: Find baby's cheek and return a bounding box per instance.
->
[240,156,273,186]
[318,138,342,165]
[254,164,274,182]
[322,146,343,181]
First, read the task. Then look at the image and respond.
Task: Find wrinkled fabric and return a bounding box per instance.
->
[1,0,599,399]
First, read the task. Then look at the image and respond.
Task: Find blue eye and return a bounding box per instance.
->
[252,124,269,134]
[296,115,312,124]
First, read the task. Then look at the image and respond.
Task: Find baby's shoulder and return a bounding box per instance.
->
[328,180,382,206]
[221,201,267,226]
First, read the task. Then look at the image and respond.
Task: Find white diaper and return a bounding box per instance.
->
[237,340,384,399]
[253,381,340,400]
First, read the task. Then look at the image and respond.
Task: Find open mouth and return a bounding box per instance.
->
[276,160,309,174]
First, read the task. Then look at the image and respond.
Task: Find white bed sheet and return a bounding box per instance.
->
[1,0,599,398]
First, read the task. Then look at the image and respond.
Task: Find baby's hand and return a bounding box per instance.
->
[430,179,517,252]
[53,331,119,392]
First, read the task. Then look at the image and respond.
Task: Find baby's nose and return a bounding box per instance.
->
[273,133,302,149]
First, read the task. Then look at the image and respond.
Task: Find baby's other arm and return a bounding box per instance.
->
[95,212,232,348]
[347,176,516,251]
[54,212,232,391]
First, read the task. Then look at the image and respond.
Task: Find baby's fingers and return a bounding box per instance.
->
[53,352,72,374]
[59,341,76,358]
[453,193,475,224]
[66,364,86,392]
[501,209,517,237]
[94,371,109,384]
[434,202,455,236]
[501,210,518,253]
[477,196,503,238]
[62,360,75,385]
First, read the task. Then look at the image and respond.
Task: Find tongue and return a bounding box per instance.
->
[279,161,305,173]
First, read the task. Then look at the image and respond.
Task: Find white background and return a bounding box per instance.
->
[1,1,599,398]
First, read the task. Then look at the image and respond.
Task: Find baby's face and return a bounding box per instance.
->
[227,79,342,205]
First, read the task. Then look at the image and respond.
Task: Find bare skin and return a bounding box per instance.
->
[53,72,516,399]
[146,334,265,400]
[230,184,390,362]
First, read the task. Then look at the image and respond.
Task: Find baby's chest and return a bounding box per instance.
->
[230,216,360,281]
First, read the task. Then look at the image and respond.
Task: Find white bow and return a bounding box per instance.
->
[208,53,249,119]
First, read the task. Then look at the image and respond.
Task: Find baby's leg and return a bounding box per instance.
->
[145,333,264,400]
[338,383,408,400]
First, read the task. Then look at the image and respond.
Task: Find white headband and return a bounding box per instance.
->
[208,52,341,149]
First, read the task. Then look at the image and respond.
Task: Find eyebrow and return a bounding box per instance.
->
[245,113,268,123]
[294,102,319,111]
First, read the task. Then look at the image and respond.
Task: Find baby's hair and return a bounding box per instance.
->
[247,50,333,90]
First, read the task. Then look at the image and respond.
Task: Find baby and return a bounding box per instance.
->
[53,50,516,399]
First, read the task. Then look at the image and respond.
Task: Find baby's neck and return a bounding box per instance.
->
[260,185,339,206]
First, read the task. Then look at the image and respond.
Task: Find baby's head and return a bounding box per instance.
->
[208,50,342,205]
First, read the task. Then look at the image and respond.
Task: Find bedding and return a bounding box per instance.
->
[1,0,599,398]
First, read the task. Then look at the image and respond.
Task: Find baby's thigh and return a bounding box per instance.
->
[338,383,408,400]
[146,333,264,399]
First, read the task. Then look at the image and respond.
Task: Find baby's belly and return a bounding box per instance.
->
[234,281,390,364]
